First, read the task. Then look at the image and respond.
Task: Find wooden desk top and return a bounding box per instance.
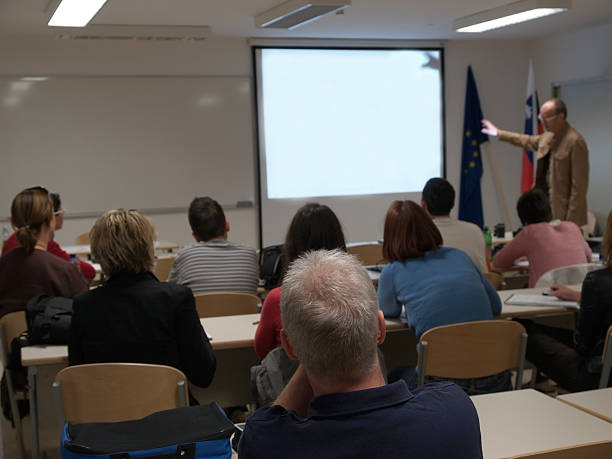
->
[497,285,581,318]
[471,389,612,458]
[64,240,179,256]
[558,387,612,423]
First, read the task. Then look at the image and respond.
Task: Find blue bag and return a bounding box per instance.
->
[60,403,235,459]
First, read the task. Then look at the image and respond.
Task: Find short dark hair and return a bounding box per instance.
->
[188,197,226,242]
[422,178,455,216]
[550,98,567,119]
[284,203,347,265]
[516,189,552,225]
[49,193,61,213]
[383,200,442,262]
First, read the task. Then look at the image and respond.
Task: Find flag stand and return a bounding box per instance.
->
[484,141,514,232]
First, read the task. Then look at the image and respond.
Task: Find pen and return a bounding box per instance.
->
[252,320,260,325]
[541,292,549,296]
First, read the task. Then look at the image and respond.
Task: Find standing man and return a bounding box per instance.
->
[239,249,482,459]
[482,98,589,226]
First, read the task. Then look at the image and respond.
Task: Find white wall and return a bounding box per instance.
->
[7,25,609,248]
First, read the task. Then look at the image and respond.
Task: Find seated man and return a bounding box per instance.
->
[422,177,489,272]
[168,197,258,294]
[239,250,482,459]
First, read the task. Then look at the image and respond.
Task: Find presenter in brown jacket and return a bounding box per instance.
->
[482,98,589,227]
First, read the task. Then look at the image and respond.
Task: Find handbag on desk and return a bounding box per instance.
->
[25,295,73,345]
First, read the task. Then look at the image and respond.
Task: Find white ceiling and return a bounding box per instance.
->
[1,0,612,40]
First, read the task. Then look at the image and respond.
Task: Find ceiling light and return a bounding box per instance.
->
[48,0,108,27]
[256,0,351,30]
[454,0,570,33]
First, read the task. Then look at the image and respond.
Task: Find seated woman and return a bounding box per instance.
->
[0,187,88,318]
[377,200,504,394]
[519,210,612,391]
[2,192,96,281]
[254,203,347,360]
[68,209,216,398]
[493,189,591,287]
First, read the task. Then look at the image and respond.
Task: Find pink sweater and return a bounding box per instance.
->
[493,222,591,287]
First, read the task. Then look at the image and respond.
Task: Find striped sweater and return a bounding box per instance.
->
[168,240,258,294]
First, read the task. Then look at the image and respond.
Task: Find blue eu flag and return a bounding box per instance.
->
[458,66,488,229]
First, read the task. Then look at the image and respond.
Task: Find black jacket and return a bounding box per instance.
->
[575,267,612,363]
[68,271,216,388]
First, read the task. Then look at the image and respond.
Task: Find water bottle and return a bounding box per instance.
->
[2,225,9,243]
[483,226,492,261]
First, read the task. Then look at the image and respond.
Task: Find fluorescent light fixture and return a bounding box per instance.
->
[256,0,351,30]
[455,0,570,33]
[48,0,108,27]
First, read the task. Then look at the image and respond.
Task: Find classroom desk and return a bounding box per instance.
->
[558,387,612,423]
[471,389,612,458]
[63,240,179,257]
[497,285,581,318]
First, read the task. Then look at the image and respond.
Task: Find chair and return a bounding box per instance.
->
[0,311,28,459]
[417,320,527,390]
[153,254,176,281]
[484,271,505,290]
[194,292,260,318]
[53,363,188,424]
[534,263,604,288]
[599,325,612,388]
[509,439,612,458]
[74,232,90,245]
[347,243,385,266]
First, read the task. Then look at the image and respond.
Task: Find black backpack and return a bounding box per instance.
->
[25,295,73,345]
[259,244,284,289]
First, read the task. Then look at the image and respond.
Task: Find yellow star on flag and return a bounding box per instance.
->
[465,130,471,137]
[473,151,479,157]
[472,140,477,146]
[469,161,476,168]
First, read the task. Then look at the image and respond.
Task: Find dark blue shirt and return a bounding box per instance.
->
[238,380,482,459]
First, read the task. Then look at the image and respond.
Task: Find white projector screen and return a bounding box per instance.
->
[255,47,444,247]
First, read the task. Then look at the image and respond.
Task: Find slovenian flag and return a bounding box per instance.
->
[521,59,543,193]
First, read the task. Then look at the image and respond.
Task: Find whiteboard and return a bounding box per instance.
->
[0,76,255,214]
[557,77,612,233]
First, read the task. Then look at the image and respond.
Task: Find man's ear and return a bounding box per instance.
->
[225,219,230,233]
[421,201,431,216]
[280,330,298,360]
[376,310,386,345]
[192,232,201,242]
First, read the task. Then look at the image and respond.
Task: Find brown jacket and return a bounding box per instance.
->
[498,123,589,226]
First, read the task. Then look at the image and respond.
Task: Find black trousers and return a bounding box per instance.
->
[517,320,602,392]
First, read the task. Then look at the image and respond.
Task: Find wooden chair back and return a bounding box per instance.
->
[535,263,603,288]
[0,311,27,366]
[347,243,385,266]
[194,292,260,318]
[53,363,188,423]
[599,325,612,388]
[484,271,504,290]
[153,255,176,282]
[418,320,527,388]
[74,232,90,245]
[510,439,612,458]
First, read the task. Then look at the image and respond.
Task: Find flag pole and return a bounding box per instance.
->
[484,141,514,232]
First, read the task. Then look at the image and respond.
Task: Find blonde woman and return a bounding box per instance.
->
[68,209,216,399]
[0,187,88,318]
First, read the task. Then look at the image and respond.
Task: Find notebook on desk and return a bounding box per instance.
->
[505,294,579,309]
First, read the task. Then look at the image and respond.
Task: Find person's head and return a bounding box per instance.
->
[281,249,385,386]
[188,197,227,242]
[539,98,567,135]
[516,189,552,226]
[50,193,64,230]
[10,186,55,254]
[383,200,442,262]
[601,210,612,267]
[283,203,346,265]
[90,209,156,276]
[421,178,455,217]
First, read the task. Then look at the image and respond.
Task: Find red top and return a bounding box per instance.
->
[2,232,95,280]
[254,286,283,359]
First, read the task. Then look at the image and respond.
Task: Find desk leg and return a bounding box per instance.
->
[28,366,39,459]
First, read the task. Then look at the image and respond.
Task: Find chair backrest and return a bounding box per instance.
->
[153,255,176,282]
[74,232,90,245]
[53,363,188,424]
[535,263,604,288]
[194,292,261,318]
[417,320,527,388]
[599,325,612,388]
[0,311,27,367]
[509,439,612,458]
[484,271,504,290]
[347,243,385,266]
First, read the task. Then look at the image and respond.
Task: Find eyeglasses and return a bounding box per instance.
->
[538,113,559,122]
[54,209,65,216]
